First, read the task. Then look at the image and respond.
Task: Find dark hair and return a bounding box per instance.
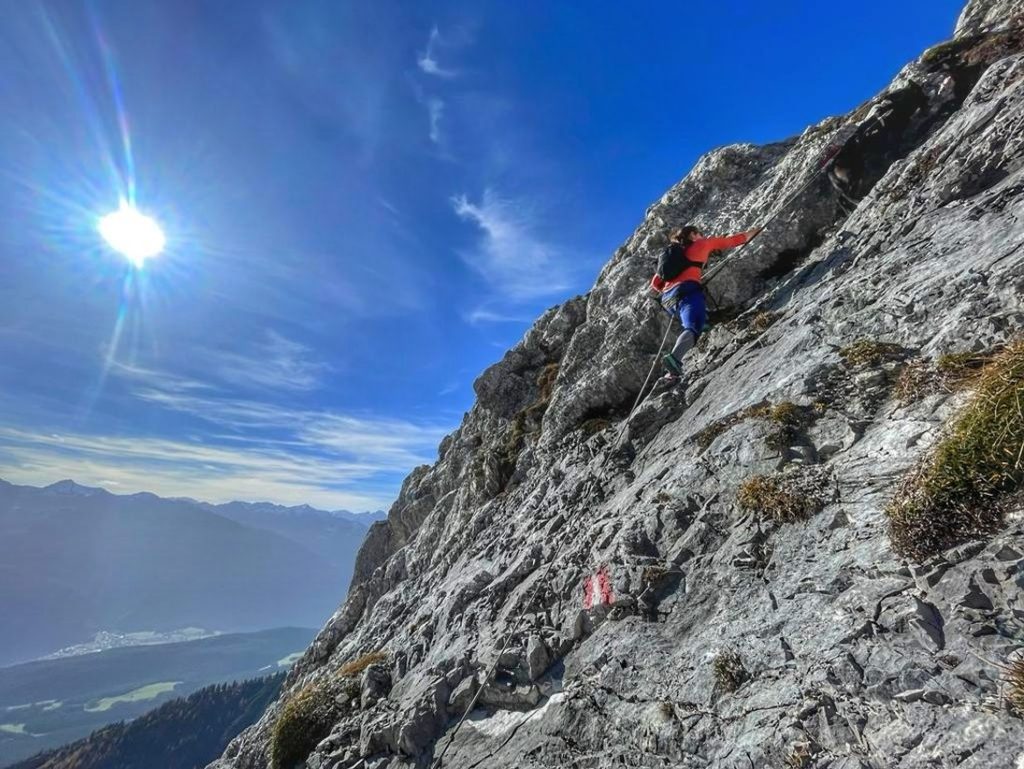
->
[668,225,701,244]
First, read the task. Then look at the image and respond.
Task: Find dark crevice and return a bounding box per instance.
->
[759,231,826,282]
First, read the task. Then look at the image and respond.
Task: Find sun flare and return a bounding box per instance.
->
[98,204,166,267]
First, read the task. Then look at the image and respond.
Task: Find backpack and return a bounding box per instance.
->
[657,242,701,282]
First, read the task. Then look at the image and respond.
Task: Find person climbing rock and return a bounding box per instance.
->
[650,225,760,383]
[827,81,929,211]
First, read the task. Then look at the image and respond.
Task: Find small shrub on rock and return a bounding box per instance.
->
[712,649,747,693]
[759,402,806,452]
[886,341,1024,560]
[894,350,994,405]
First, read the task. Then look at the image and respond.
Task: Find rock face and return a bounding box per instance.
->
[211,2,1024,767]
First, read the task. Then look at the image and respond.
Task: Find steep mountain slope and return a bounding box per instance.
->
[7,674,285,769]
[0,480,353,665]
[212,3,1024,767]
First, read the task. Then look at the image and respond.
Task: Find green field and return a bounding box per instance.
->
[275,652,303,667]
[84,682,181,713]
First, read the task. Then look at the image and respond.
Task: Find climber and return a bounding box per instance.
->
[827,81,929,211]
[650,225,760,383]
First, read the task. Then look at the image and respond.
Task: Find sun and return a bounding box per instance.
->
[97,203,166,267]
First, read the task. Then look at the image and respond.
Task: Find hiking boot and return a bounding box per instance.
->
[662,353,683,377]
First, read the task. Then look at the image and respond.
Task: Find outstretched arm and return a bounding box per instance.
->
[702,230,757,251]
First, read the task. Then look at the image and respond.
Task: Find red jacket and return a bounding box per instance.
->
[650,232,750,292]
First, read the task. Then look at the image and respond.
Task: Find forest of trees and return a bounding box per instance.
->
[7,673,284,769]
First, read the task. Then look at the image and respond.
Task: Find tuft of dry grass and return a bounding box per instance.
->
[750,311,779,335]
[338,650,388,678]
[935,351,990,384]
[497,363,561,488]
[270,651,387,769]
[581,417,612,437]
[712,650,747,694]
[886,341,1024,560]
[894,360,937,404]
[1005,655,1024,717]
[737,475,814,523]
[839,339,905,368]
[695,401,807,452]
[785,742,814,769]
[894,350,995,405]
[271,679,338,769]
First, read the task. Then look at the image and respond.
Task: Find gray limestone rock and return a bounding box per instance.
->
[210,3,1024,768]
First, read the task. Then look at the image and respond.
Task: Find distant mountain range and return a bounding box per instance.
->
[0,479,383,666]
[0,628,310,768]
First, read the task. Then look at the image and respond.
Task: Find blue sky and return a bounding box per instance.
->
[0,0,965,510]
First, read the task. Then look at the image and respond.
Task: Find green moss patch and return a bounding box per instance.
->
[886,342,1024,560]
[935,350,991,382]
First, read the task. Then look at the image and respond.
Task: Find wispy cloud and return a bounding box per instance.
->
[215,331,329,392]
[426,97,444,144]
[464,308,534,326]
[0,427,411,511]
[113,331,330,394]
[114,370,449,461]
[418,26,457,78]
[0,356,454,509]
[452,189,573,300]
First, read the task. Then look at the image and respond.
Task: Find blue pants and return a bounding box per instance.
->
[661,282,706,366]
[662,282,707,337]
